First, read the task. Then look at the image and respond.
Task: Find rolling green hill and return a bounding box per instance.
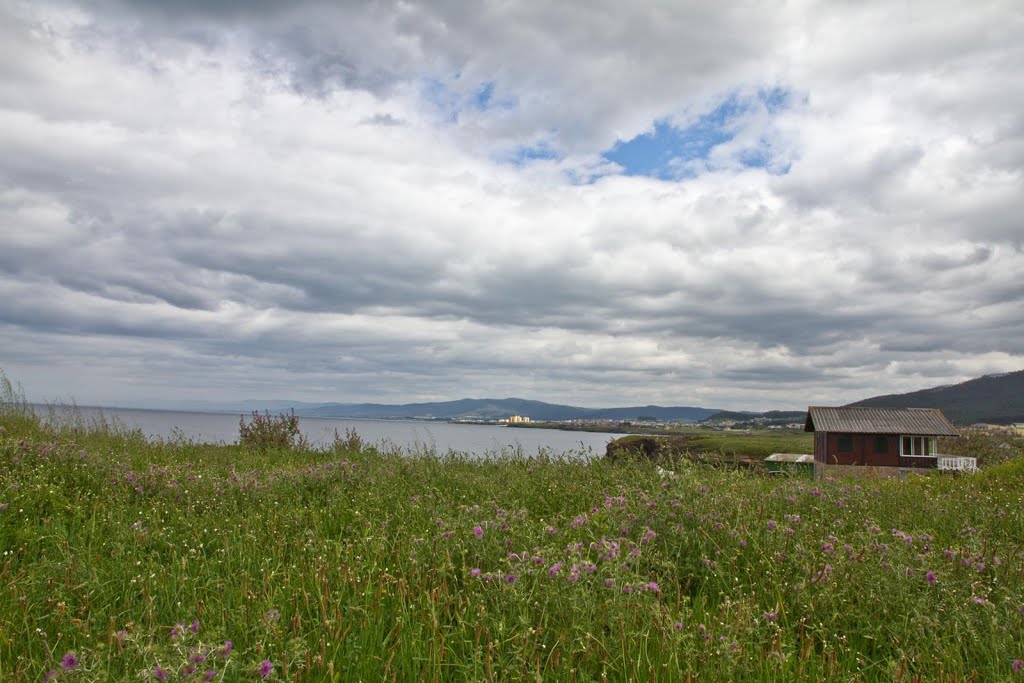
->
[848,370,1024,424]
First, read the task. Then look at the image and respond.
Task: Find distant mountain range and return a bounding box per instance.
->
[139,397,719,422]
[293,398,718,422]
[848,370,1024,424]
[156,369,1023,426]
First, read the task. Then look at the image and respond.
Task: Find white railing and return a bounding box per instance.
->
[937,455,978,472]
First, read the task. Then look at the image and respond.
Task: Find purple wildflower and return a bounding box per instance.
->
[153,664,169,681]
[473,526,484,539]
[646,581,660,592]
[204,672,217,681]
[220,641,233,657]
[548,562,563,577]
[470,568,481,577]
[258,660,273,679]
[673,622,683,631]
[1013,659,1023,674]
[265,608,280,623]
[505,574,517,585]
[191,619,200,633]
[171,623,185,640]
[61,653,78,671]
[764,610,778,622]
[926,571,936,584]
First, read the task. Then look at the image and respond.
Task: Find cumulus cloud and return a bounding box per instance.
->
[0,0,1022,410]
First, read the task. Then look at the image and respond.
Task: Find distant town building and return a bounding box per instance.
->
[507,415,530,424]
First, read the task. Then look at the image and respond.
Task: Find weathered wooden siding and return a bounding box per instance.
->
[814,433,899,467]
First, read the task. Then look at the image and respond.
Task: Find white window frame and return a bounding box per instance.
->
[899,435,935,457]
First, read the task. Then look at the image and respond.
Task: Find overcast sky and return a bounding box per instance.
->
[1,0,1022,411]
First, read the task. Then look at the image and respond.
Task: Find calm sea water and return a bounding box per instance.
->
[47,406,623,459]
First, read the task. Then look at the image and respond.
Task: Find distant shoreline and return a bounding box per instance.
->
[506,421,700,436]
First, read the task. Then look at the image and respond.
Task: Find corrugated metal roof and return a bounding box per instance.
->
[805,407,958,435]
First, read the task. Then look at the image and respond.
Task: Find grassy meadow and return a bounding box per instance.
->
[1,377,1023,681]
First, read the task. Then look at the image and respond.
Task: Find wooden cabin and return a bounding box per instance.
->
[805,406,962,477]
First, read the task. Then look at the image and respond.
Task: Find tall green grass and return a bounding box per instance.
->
[1,392,1022,680]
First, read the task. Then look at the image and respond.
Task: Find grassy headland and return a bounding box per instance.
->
[1,379,1023,680]
[605,429,814,464]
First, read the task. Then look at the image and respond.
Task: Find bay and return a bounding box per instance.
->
[45,406,623,459]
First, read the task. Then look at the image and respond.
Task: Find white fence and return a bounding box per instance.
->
[937,456,978,472]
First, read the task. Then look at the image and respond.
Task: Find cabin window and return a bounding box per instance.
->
[901,436,934,456]
[837,435,853,452]
[874,436,888,454]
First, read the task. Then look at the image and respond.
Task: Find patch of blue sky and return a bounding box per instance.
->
[420,76,460,123]
[472,81,517,112]
[737,145,773,169]
[603,119,731,179]
[420,77,517,123]
[510,142,560,163]
[602,89,793,180]
[501,143,565,166]
[758,86,790,114]
[491,138,562,167]
[473,81,495,109]
[737,144,791,175]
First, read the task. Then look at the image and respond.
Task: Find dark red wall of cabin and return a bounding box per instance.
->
[867,434,899,466]
[814,433,899,466]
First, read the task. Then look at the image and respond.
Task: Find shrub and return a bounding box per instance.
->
[330,427,365,454]
[0,368,39,433]
[0,369,30,416]
[238,410,307,452]
[940,432,1024,468]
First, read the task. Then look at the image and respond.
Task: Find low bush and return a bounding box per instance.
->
[238,409,307,452]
